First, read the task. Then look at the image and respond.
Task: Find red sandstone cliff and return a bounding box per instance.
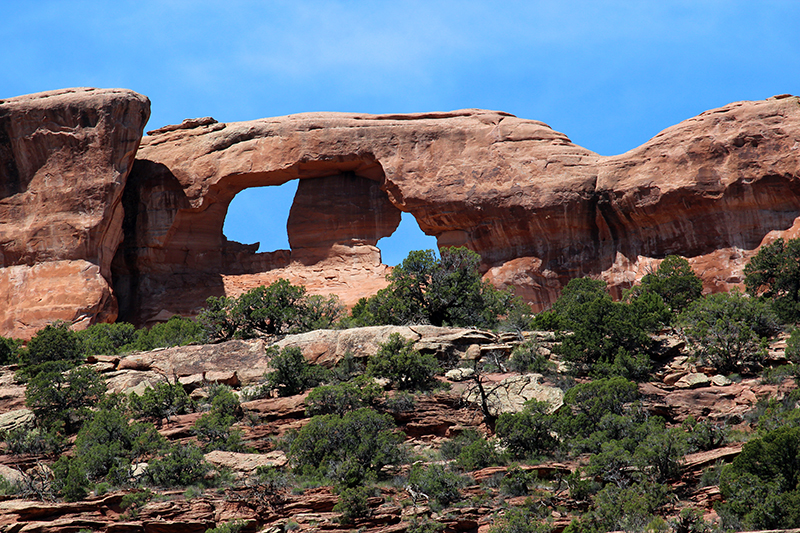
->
[0,88,150,337]
[1,88,799,336]
[119,96,800,325]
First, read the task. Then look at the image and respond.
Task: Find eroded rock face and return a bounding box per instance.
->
[0,88,150,336]
[119,96,800,324]
[2,88,800,335]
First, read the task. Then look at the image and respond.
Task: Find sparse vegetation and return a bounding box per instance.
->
[3,247,797,531]
[366,333,440,390]
[350,247,528,328]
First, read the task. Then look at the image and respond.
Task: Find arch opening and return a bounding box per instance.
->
[377,212,439,266]
[223,180,298,253]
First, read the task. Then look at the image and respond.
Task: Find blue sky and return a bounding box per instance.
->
[4,1,799,265]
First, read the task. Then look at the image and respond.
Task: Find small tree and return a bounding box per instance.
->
[289,407,405,487]
[21,322,82,370]
[367,333,440,390]
[719,425,800,529]
[0,336,21,365]
[129,316,206,351]
[305,377,383,416]
[198,280,343,342]
[744,237,800,323]
[75,322,138,356]
[25,363,106,434]
[129,381,194,427]
[265,346,329,397]
[495,400,558,459]
[629,255,703,313]
[144,442,212,488]
[351,247,527,328]
[678,290,779,373]
[534,278,669,377]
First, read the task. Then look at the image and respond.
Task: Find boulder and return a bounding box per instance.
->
[273,325,499,367]
[675,373,712,389]
[445,368,475,382]
[204,450,287,474]
[463,373,564,417]
[0,409,34,433]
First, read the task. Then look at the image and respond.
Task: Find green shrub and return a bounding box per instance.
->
[384,391,416,413]
[495,400,558,459]
[678,290,779,373]
[744,237,800,323]
[489,506,551,533]
[265,346,329,397]
[334,485,371,524]
[407,463,469,510]
[786,327,800,363]
[144,443,212,488]
[507,340,556,375]
[289,407,405,487]
[406,517,445,533]
[130,316,206,351]
[628,255,703,314]
[0,336,20,365]
[25,363,106,434]
[198,279,343,342]
[2,426,65,455]
[21,322,82,370]
[455,437,502,471]
[367,333,440,390]
[682,416,727,452]
[533,278,668,377]
[589,480,671,533]
[129,381,194,427]
[718,425,800,529]
[205,520,247,533]
[75,405,164,484]
[120,489,154,519]
[192,384,246,452]
[305,377,383,416]
[76,322,138,356]
[555,377,640,441]
[351,247,528,329]
[499,467,540,497]
[52,454,91,502]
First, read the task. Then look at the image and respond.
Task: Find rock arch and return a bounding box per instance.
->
[111,148,409,324]
[3,89,800,337]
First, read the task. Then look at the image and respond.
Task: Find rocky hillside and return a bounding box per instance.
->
[0,325,795,533]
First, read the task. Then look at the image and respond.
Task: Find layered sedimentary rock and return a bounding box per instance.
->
[121,95,800,324]
[1,87,799,336]
[0,88,150,337]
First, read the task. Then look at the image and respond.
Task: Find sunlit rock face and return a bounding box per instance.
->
[2,87,800,336]
[122,96,800,324]
[0,88,150,338]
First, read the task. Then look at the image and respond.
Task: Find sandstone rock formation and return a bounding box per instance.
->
[0,88,150,337]
[2,87,799,336]
[121,95,800,325]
